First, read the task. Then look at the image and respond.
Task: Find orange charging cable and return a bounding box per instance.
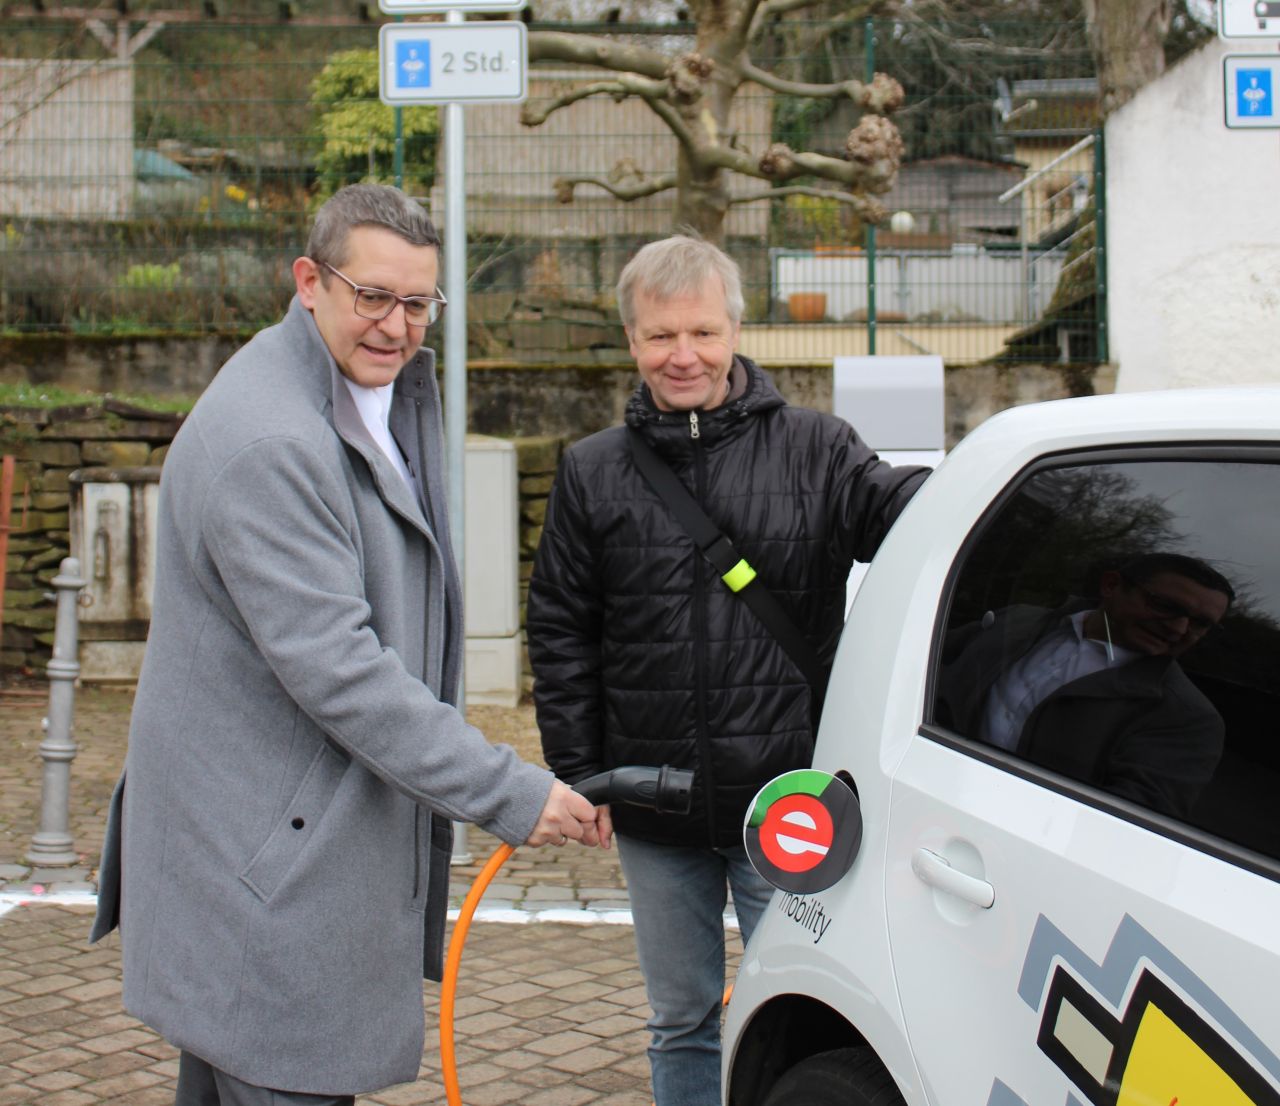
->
[439,766,698,1106]
[440,841,736,1106]
[440,841,515,1106]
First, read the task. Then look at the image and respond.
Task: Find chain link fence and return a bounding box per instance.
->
[0,11,1104,365]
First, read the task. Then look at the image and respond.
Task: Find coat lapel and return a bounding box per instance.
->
[330,371,434,538]
[390,350,465,705]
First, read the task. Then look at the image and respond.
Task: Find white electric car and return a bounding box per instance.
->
[723,386,1280,1106]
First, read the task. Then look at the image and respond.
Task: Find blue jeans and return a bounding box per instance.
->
[617,834,775,1106]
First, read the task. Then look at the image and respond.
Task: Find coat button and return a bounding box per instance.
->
[291,817,305,830]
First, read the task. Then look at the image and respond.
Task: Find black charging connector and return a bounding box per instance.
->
[572,766,694,815]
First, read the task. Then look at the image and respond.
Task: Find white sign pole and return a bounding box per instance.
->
[377,2,525,865]
[443,9,472,864]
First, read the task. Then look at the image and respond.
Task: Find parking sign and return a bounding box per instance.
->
[1224,55,1280,127]
[379,22,527,104]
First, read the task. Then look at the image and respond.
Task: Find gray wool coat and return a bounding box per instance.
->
[90,297,553,1096]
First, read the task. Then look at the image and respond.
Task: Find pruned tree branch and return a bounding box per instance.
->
[737,61,904,113]
[519,76,664,127]
[755,114,903,193]
[553,170,679,204]
[748,0,884,45]
[728,183,888,225]
[527,30,670,80]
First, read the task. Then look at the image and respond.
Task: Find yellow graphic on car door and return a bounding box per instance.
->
[1038,963,1278,1106]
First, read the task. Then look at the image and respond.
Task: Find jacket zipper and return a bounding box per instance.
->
[691,413,716,841]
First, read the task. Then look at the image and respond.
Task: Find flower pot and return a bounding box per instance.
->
[787,292,827,322]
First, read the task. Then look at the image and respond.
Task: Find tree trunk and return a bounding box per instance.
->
[1082,0,1172,115]
[673,153,731,243]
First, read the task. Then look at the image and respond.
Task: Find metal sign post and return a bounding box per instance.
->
[378,3,526,865]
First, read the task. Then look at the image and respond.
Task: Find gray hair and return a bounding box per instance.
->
[616,234,745,330]
[306,184,441,269]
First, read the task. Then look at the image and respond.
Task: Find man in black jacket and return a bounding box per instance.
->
[527,235,927,1106]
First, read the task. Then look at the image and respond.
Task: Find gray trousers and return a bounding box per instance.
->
[175,1051,356,1106]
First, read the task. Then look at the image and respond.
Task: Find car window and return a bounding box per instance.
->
[930,452,1280,864]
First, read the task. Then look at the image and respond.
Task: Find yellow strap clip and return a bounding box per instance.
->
[722,559,757,593]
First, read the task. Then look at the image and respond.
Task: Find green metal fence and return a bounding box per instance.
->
[0,10,1106,366]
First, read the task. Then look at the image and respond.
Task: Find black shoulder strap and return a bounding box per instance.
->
[627,428,826,692]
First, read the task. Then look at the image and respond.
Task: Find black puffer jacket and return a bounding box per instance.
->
[528,358,928,847]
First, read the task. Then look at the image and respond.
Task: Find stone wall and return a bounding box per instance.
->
[0,352,1116,677]
[0,404,579,678]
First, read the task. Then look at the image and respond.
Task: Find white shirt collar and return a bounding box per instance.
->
[342,377,415,491]
[343,377,395,432]
[1068,608,1140,664]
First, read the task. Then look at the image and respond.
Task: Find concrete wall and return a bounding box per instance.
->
[1107,37,1280,392]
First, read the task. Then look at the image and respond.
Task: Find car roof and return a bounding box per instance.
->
[956,384,1280,461]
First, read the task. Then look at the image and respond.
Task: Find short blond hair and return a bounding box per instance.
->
[616,235,744,329]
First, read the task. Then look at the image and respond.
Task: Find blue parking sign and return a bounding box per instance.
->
[1236,68,1272,117]
[395,40,431,88]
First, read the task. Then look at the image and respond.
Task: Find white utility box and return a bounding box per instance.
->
[69,468,161,681]
[69,439,525,704]
[463,434,522,706]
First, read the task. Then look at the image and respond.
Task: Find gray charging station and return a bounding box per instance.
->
[833,355,946,614]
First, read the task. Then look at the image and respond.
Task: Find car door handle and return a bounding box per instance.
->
[911,848,995,909]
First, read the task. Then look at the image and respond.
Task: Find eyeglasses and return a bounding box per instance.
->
[1123,578,1223,635]
[320,262,447,327]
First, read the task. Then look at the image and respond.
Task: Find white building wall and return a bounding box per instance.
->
[1107,37,1280,391]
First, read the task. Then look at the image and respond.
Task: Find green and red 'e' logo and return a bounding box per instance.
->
[743,770,862,894]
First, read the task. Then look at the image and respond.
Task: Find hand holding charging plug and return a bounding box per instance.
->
[524,779,601,848]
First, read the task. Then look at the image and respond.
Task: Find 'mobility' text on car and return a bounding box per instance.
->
[724,386,1280,1106]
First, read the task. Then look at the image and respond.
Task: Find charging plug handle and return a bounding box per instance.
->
[572,765,693,815]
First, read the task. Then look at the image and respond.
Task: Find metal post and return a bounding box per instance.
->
[394,13,405,189]
[445,9,472,865]
[0,455,14,642]
[1092,127,1109,364]
[394,107,404,190]
[864,17,877,355]
[25,557,86,866]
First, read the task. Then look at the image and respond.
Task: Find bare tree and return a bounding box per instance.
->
[521,0,906,244]
[1081,0,1173,114]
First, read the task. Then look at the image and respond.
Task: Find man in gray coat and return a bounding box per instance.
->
[90,184,598,1105]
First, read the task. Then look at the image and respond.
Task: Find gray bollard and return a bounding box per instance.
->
[25,557,87,867]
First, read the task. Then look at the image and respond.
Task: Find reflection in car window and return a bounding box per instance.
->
[932,457,1280,861]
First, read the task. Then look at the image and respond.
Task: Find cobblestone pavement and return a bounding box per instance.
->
[0,686,744,1104]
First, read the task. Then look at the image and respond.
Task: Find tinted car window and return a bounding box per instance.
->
[931,454,1280,862]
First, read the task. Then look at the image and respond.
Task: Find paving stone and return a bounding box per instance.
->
[522,884,577,901]
[25,1090,97,1106]
[547,1043,634,1074]
[74,1067,167,1098]
[27,868,91,883]
[27,1069,89,1091]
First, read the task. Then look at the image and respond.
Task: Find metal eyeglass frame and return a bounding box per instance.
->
[320,260,447,327]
